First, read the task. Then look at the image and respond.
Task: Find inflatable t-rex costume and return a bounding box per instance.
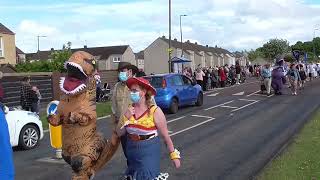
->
[48,51,120,180]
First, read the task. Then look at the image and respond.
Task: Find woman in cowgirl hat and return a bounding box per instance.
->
[117,77,181,180]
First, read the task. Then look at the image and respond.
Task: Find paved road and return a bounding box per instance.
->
[13,78,320,180]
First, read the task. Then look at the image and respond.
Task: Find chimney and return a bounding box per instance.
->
[174,38,177,41]
[195,42,198,45]
[50,48,54,51]
[162,35,166,39]
[215,45,218,48]
[84,45,87,48]
[186,40,190,43]
[206,45,209,48]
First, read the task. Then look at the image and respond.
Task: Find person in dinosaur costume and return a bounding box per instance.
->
[47,51,120,180]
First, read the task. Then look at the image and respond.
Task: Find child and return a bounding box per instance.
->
[31,86,41,115]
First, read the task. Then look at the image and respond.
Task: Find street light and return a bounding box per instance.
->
[313,28,319,60]
[180,14,187,57]
[37,35,47,52]
[168,0,172,73]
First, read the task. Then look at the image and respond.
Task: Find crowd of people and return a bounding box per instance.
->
[259,60,320,96]
[182,62,247,91]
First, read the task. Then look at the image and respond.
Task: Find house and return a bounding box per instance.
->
[16,47,26,64]
[135,51,145,70]
[144,36,236,74]
[234,51,248,66]
[26,45,136,71]
[0,23,17,65]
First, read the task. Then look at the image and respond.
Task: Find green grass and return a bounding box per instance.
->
[258,111,320,180]
[40,101,112,130]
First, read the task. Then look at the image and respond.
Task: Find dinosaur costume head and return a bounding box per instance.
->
[60,51,97,95]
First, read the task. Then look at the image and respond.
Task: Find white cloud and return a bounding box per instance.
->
[7,0,320,53]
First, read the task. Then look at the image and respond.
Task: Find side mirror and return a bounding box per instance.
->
[3,106,9,114]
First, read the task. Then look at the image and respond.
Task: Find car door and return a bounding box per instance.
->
[5,112,16,146]
[169,75,186,105]
[182,75,197,103]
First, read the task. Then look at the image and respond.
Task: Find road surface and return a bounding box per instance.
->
[13,78,320,180]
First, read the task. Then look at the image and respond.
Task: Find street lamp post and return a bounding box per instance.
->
[313,28,319,60]
[180,14,187,57]
[168,0,172,73]
[37,35,47,52]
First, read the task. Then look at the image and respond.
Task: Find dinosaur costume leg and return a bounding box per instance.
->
[92,131,120,172]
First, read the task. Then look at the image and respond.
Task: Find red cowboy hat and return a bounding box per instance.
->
[126,77,157,96]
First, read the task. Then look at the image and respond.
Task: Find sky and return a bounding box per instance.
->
[1,0,320,53]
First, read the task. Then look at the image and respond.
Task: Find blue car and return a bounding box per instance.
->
[144,73,203,114]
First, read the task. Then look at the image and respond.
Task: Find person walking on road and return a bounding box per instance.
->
[271,60,286,95]
[261,64,272,96]
[117,77,181,180]
[111,62,139,170]
[20,77,32,111]
[287,63,300,95]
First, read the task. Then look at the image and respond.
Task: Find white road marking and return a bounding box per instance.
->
[231,101,259,112]
[170,118,216,137]
[205,100,234,111]
[246,90,261,97]
[220,105,238,109]
[239,98,257,102]
[191,115,214,119]
[207,92,220,97]
[203,81,260,94]
[98,115,111,120]
[233,91,245,96]
[167,116,186,124]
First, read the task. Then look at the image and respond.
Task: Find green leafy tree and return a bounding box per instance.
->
[16,42,72,72]
[260,38,290,61]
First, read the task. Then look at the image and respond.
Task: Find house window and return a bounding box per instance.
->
[113,57,121,63]
[0,37,4,57]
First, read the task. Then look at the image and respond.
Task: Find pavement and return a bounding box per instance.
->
[13,77,320,180]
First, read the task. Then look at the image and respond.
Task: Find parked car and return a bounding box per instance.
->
[4,107,44,150]
[144,73,203,114]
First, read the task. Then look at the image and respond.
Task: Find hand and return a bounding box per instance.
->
[124,106,135,118]
[172,159,181,169]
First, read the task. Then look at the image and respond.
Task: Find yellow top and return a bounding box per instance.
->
[119,105,158,133]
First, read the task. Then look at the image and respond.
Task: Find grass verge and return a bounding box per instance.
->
[40,101,112,130]
[258,111,320,180]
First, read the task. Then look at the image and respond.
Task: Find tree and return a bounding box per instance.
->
[260,38,290,62]
[16,42,72,72]
[247,48,264,62]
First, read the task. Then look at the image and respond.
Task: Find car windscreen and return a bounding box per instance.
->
[144,76,163,88]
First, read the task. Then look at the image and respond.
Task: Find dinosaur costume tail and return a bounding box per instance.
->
[93,131,120,172]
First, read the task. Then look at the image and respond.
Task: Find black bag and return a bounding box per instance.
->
[261,84,266,91]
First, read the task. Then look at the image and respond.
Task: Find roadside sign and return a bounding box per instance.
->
[47,101,62,149]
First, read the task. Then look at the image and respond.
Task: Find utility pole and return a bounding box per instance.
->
[180,14,187,57]
[168,0,172,73]
[37,35,47,52]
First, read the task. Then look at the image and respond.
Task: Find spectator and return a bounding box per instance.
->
[219,67,227,87]
[0,107,15,180]
[298,64,307,89]
[210,68,218,89]
[136,69,146,77]
[31,86,41,115]
[20,77,32,111]
[235,63,241,85]
[195,68,205,91]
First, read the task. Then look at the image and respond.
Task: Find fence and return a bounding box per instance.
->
[2,70,118,108]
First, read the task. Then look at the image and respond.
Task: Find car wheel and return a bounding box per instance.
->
[196,93,203,106]
[19,124,40,150]
[169,98,179,114]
